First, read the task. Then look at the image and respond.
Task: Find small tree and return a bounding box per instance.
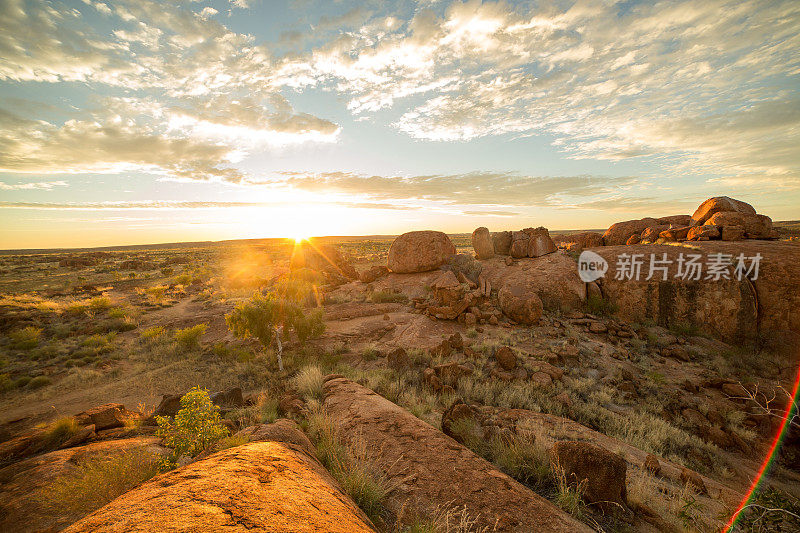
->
[225,292,325,371]
[155,387,228,470]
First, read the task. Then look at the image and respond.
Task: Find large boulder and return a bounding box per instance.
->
[359,265,389,283]
[64,441,376,533]
[509,231,529,258]
[471,227,495,259]
[691,196,757,225]
[705,212,772,239]
[74,403,131,431]
[0,437,167,533]
[481,253,586,311]
[233,419,315,458]
[593,241,800,341]
[498,282,543,325]
[550,441,627,510]
[552,232,604,250]
[322,377,590,532]
[657,214,692,227]
[491,231,513,255]
[602,217,659,246]
[525,227,557,257]
[387,231,456,273]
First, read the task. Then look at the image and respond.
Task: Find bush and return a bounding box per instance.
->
[43,417,79,448]
[174,324,207,352]
[156,387,228,469]
[88,297,112,311]
[140,325,166,342]
[38,448,159,517]
[292,365,325,401]
[9,326,42,350]
[585,294,618,316]
[27,376,52,389]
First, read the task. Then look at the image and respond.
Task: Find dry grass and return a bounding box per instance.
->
[292,365,325,401]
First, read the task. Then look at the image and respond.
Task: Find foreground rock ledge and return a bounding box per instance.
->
[64,441,376,533]
[322,377,591,532]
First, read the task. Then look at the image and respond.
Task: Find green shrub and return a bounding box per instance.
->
[174,324,207,351]
[156,386,228,469]
[173,273,192,285]
[38,448,159,517]
[9,326,42,350]
[140,325,166,342]
[88,296,112,311]
[0,373,12,393]
[27,376,52,389]
[585,294,618,316]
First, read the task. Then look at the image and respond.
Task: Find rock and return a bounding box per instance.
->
[152,394,182,418]
[449,332,464,350]
[721,225,746,241]
[210,387,244,410]
[388,231,456,273]
[495,346,517,370]
[626,234,641,245]
[659,226,691,242]
[663,345,691,362]
[492,231,513,255]
[234,419,315,458]
[464,312,476,325]
[323,378,591,532]
[1,437,167,533]
[657,215,693,227]
[60,424,95,449]
[498,282,543,325]
[706,212,772,239]
[74,403,131,431]
[359,265,389,283]
[441,401,480,440]
[387,347,410,369]
[592,242,800,342]
[524,227,557,257]
[680,467,708,495]
[550,441,627,510]
[278,394,308,418]
[432,362,472,387]
[588,321,607,334]
[429,338,453,358]
[687,225,720,241]
[64,441,376,533]
[552,232,604,250]
[692,196,756,225]
[643,454,661,476]
[510,231,529,258]
[290,241,358,280]
[472,227,495,259]
[531,371,553,387]
[640,225,670,243]
[603,217,659,246]
[423,368,442,392]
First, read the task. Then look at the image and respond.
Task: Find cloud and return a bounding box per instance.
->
[0,180,67,190]
[272,170,637,207]
[275,0,800,182]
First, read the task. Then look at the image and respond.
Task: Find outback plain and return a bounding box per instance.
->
[1,197,799,532]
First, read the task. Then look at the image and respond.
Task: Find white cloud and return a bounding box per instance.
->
[0,180,68,190]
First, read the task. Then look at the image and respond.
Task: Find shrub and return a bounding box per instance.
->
[27,376,52,389]
[9,326,42,350]
[37,448,159,517]
[174,324,207,352]
[43,417,79,448]
[292,365,325,401]
[140,325,166,342]
[88,297,112,311]
[585,294,618,317]
[173,273,192,285]
[156,387,228,469]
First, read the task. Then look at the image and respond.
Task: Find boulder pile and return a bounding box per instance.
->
[471,227,557,259]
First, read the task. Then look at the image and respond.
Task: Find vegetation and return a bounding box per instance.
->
[156,387,229,470]
[173,324,207,352]
[226,292,325,371]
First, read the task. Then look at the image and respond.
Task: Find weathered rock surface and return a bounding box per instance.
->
[322,377,591,532]
[74,403,131,430]
[603,217,659,246]
[0,437,167,533]
[692,196,756,225]
[552,231,604,250]
[491,231,513,255]
[550,441,627,510]
[388,231,456,273]
[480,252,586,312]
[498,281,544,325]
[471,227,495,259]
[359,265,390,283]
[64,441,376,533]
[705,212,772,239]
[594,241,800,340]
[233,419,315,458]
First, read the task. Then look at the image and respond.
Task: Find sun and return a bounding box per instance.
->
[292,234,310,243]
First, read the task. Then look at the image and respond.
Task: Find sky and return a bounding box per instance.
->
[0,0,798,249]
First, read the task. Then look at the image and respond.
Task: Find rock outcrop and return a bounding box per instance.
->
[471,227,495,259]
[387,231,456,274]
[322,377,591,532]
[692,196,757,225]
[603,217,659,246]
[491,231,513,255]
[552,232,604,250]
[64,441,376,533]
[550,441,627,510]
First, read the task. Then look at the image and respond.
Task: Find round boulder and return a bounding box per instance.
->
[550,441,627,510]
[471,227,495,259]
[498,281,543,325]
[691,196,756,225]
[388,231,456,273]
